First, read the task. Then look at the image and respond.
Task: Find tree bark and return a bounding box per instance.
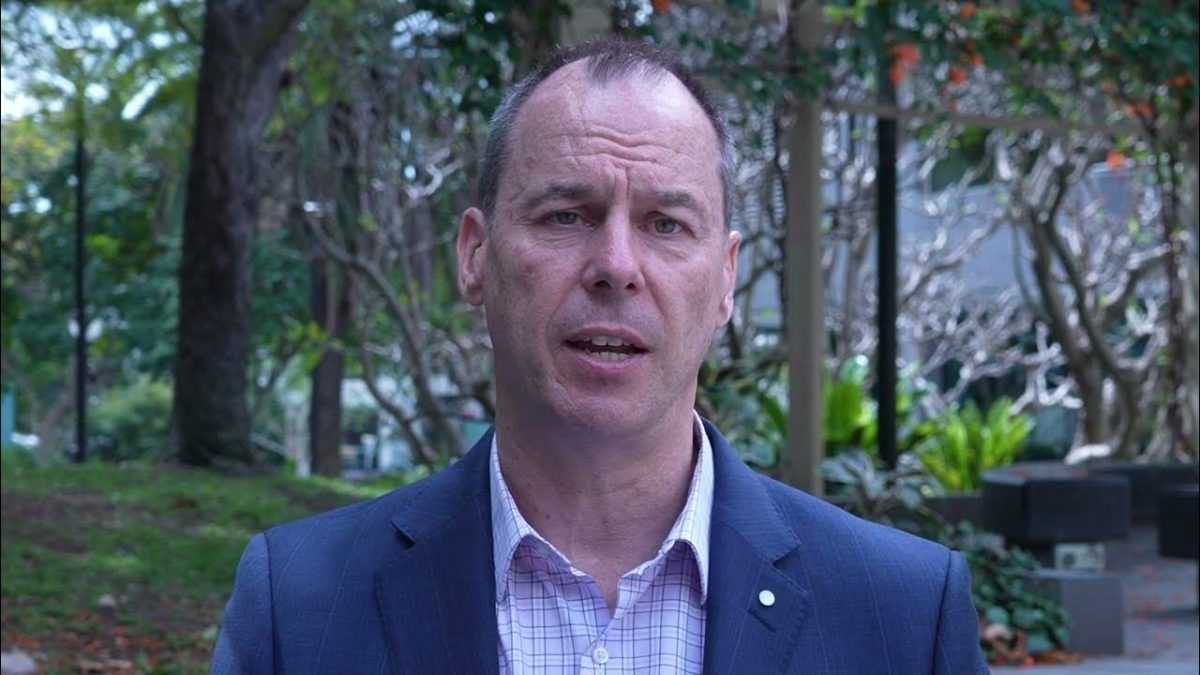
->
[781,0,825,494]
[309,257,351,477]
[171,0,309,467]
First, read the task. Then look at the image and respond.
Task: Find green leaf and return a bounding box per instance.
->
[984,605,1011,627]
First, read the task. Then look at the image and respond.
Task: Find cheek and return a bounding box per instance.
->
[487,242,574,324]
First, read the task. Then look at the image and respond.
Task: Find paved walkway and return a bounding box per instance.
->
[994,525,1198,674]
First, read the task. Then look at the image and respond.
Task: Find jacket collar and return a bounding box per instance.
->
[375,421,810,675]
[375,429,499,675]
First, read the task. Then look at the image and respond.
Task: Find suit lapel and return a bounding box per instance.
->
[371,423,811,674]
[375,432,500,675]
[703,421,811,675]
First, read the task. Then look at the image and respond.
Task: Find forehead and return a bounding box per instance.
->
[503,60,721,198]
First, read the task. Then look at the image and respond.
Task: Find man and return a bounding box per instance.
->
[212,38,987,674]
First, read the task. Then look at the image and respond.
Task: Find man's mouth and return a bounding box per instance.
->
[566,335,648,363]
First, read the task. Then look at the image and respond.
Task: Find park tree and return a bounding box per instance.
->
[170,0,309,467]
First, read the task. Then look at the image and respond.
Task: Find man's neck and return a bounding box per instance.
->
[495,410,697,607]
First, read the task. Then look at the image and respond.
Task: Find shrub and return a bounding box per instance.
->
[932,523,1071,664]
[90,379,172,461]
[824,355,936,457]
[915,398,1031,492]
[820,449,936,524]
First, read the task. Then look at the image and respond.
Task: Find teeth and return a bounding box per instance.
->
[592,351,631,362]
[587,335,631,347]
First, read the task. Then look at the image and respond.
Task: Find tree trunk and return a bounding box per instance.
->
[309,257,351,477]
[171,0,309,467]
[1077,366,1108,445]
[781,0,825,494]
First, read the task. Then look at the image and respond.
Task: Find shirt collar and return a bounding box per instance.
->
[489,412,714,603]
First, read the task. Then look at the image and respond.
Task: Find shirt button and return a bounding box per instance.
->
[593,645,609,664]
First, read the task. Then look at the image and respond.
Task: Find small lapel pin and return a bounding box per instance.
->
[758,589,776,607]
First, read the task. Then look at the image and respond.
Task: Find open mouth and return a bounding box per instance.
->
[566,335,648,363]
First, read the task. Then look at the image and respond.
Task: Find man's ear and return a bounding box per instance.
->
[457,207,488,306]
[716,229,741,326]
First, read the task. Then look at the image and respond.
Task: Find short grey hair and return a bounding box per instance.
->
[478,38,735,228]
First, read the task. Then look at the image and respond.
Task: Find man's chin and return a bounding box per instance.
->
[549,396,667,436]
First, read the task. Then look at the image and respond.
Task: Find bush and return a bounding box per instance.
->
[824,355,936,457]
[90,379,172,461]
[915,398,1031,492]
[699,363,786,469]
[932,523,1071,664]
[820,450,936,524]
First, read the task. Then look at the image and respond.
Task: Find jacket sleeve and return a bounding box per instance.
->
[933,550,989,674]
[211,533,275,674]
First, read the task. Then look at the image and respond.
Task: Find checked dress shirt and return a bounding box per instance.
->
[489,413,714,674]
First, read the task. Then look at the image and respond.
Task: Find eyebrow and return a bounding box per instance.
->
[520,182,594,212]
[652,190,703,214]
[519,183,706,217]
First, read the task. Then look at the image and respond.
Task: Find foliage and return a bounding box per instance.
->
[915,398,1031,492]
[89,379,172,462]
[822,357,875,455]
[1,1,197,456]
[932,523,1072,665]
[0,449,420,671]
[698,360,786,468]
[823,355,935,457]
[819,449,935,524]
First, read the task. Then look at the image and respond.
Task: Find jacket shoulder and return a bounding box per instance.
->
[757,473,955,582]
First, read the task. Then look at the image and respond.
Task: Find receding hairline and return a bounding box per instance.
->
[507,58,723,169]
[477,38,736,228]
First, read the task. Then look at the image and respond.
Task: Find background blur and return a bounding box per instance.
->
[2,0,1197,672]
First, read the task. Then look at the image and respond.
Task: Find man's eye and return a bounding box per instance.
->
[652,218,683,235]
[552,212,579,225]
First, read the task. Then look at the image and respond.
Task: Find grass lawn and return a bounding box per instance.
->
[0,450,421,674]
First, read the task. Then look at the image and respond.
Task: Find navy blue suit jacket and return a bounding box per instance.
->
[212,421,987,673]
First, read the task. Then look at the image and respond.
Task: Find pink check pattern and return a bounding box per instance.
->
[489,413,713,674]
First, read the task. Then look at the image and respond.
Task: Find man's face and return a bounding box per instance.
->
[458,61,740,435]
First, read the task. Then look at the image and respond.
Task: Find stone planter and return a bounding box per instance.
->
[982,463,1131,549]
[925,491,984,528]
[1029,569,1124,655]
[1091,462,1199,523]
[1157,484,1199,560]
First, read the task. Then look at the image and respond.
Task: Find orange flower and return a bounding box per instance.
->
[948,66,968,85]
[960,2,976,20]
[1071,0,1091,12]
[1167,74,1193,88]
[966,51,983,68]
[650,0,670,12]
[892,42,920,66]
[1106,150,1125,170]
[890,42,920,84]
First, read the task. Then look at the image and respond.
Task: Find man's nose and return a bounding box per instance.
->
[581,217,644,293]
